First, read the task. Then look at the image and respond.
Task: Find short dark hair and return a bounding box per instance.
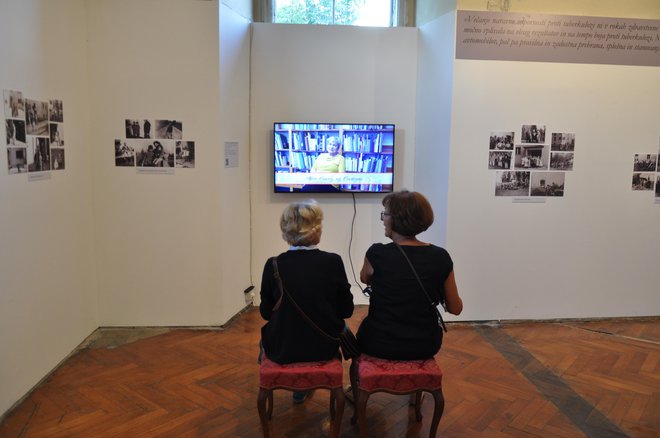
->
[382,190,434,237]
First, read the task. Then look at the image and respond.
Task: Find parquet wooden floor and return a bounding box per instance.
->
[0,306,658,437]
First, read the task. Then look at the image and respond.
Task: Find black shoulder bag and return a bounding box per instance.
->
[271,257,360,360]
[394,244,448,332]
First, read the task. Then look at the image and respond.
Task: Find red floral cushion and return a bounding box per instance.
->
[356,354,443,393]
[259,357,344,390]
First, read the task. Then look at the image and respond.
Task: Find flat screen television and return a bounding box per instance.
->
[274,122,395,193]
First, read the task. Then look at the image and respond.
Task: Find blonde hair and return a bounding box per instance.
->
[280,200,323,246]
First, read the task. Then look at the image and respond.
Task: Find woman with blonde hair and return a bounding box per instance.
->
[259,200,354,402]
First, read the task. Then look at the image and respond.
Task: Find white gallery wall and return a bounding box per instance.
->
[249,24,419,305]
[86,0,252,326]
[0,0,98,418]
[417,4,660,320]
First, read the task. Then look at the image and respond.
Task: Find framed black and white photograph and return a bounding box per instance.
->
[488,151,512,169]
[175,141,195,168]
[7,147,28,174]
[550,152,574,171]
[136,139,174,168]
[6,119,26,147]
[633,153,657,172]
[49,123,64,147]
[49,99,63,123]
[115,139,135,167]
[3,89,24,119]
[656,175,660,198]
[530,172,565,197]
[521,124,546,143]
[514,144,549,170]
[50,148,65,170]
[27,136,51,172]
[25,99,49,136]
[155,119,182,140]
[489,131,514,150]
[631,173,654,191]
[495,171,530,196]
[551,133,575,151]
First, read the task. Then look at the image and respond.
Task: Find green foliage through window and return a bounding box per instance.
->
[274,0,392,27]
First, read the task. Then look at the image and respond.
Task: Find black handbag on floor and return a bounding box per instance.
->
[272,257,360,360]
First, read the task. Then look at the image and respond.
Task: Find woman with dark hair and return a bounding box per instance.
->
[357,190,463,360]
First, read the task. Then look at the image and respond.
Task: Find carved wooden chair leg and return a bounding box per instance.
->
[414,390,423,421]
[329,387,345,438]
[257,388,272,438]
[356,388,369,438]
[428,388,445,438]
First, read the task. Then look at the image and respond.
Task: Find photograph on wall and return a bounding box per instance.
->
[488,151,512,169]
[521,124,545,143]
[495,171,530,196]
[25,99,49,136]
[6,119,26,147]
[50,148,65,170]
[49,99,63,123]
[155,119,182,140]
[7,147,28,174]
[136,139,174,168]
[26,136,51,172]
[656,175,660,198]
[489,131,514,150]
[549,152,574,170]
[49,123,64,147]
[125,119,155,139]
[175,141,195,168]
[530,172,564,197]
[633,153,657,172]
[551,133,575,151]
[115,139,135,167]
[3,89,24,118]
[631,172,654,191]
[514,144,549,170]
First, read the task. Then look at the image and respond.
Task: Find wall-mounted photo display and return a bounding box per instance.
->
[530,172,565,197]
[495,171,530,196]
[521,124,545,143]
[125,119,154,139]
[489,131,514,150]
[6,119,26,147]
[175,141,195,168]
[632,172,654,191]
[27,136,51,172]
[4,90,25,118]
[49,99,63,123]
[155,119,182,140]
[551,133,575,151]
[25,99,49,136]
[632,153,657,172]
[515,143,549,170]
[549,152,574,170]
[115,139,135,167]
[7,147,27,174]
[656,175,660,198]
[4,89,65,177]
[488,151,512,169]
[115,117,193,172]
[49,123,64,147]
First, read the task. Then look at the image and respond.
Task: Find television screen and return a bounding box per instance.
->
[274,122,395,193]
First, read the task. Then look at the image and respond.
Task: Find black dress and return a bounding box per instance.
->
[260,249,354,364]
[357,243,453,360]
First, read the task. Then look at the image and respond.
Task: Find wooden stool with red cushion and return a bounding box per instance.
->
[349,354,444,438]
[257,356,345,438]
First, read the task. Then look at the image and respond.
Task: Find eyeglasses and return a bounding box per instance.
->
[380,211,390,221]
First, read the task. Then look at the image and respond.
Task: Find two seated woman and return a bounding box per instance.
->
[259,191,463,402]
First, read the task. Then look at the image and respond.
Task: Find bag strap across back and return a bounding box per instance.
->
[271,257,339,342]
[393,243,448,332]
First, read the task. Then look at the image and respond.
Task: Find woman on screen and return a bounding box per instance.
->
[311,136,345,173]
